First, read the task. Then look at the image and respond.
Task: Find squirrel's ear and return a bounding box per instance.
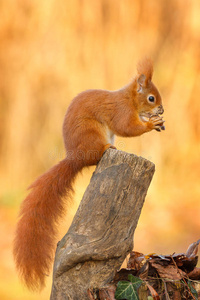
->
[137,58,153,88]
[137,74,146,89]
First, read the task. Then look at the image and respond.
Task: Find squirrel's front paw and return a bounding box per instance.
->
[148,115,165,131]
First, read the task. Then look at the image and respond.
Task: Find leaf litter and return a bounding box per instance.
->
[88,240,200,299]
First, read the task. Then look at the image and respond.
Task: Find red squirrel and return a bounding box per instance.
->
[13,58,164,290]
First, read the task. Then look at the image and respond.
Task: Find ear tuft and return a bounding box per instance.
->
[137,74,146,88]
[137,58,153,85]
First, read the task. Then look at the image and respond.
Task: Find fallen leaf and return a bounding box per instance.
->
[137,261,149,280]
[150,262,186,280]
[146,282,160,300]
[188,268,200,280]
[113,268,137,283]
[99,285,116,300]
[127,251,145,270]
[186,239,200,258]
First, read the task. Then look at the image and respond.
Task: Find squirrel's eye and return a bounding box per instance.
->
[148,95,155,103]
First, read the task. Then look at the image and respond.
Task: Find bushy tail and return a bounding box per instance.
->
[13,158,82,290]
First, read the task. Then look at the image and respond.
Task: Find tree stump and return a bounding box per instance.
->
[50,149,155,300]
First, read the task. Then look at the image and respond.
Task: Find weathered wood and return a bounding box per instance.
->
[50,149,155,300]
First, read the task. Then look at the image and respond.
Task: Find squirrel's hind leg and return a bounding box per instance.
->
[74,123,115,167]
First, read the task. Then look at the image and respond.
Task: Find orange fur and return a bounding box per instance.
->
[137,57,153,81]
[13,58,164,291]
[13,159,82,290]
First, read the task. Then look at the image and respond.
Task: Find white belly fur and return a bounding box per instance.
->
[106,127,115,145]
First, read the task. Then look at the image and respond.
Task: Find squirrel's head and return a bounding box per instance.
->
[135,58,164,117]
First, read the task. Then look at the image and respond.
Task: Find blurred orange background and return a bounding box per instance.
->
[0,0,200,299]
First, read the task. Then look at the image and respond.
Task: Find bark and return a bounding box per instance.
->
[50,149,155,300]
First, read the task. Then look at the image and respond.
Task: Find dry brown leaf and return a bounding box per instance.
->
[148,255,171,267]
[127,251,145,270]
[186,239,200,258]
[150,262,186,280]
[137,261,149,280]
[146,282,160,300]
[99,285,116,300]
[113,268,137,283]
[188,267,200,280]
